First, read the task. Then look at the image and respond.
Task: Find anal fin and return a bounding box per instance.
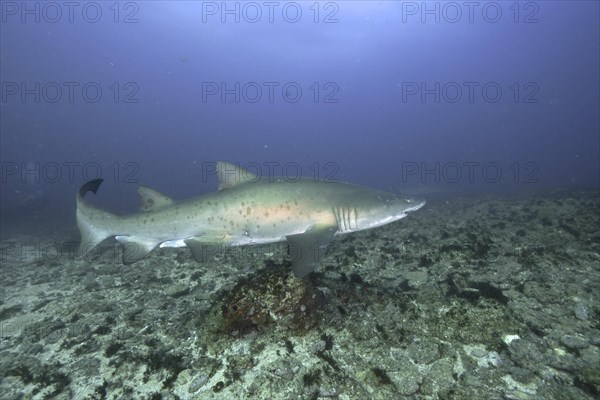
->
[184,237,225,262]
[115,236,160,264]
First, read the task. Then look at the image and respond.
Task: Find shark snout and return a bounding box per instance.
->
[403,198,426,213]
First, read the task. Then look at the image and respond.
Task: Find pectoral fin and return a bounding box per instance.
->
[286,224,337,278]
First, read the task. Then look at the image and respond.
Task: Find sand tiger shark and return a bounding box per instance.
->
[77,162,425,277]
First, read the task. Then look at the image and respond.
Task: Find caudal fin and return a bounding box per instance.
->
[76,179,116,257]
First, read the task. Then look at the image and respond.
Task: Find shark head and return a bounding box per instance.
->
[337,189,425,233]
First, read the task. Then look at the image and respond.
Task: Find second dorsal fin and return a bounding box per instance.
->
[137,186,174,212]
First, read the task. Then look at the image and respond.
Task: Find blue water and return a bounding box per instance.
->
[1,1,599,228]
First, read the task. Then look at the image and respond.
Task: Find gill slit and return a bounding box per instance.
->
[333,206,359,232]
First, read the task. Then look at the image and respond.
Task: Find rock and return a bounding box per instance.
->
[389,355,423,396]
[573,303,589,320]
[561,335,589,350]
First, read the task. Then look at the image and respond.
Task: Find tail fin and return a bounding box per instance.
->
[76,179,116,257]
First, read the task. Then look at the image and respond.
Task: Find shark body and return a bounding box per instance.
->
[77,162,425,277]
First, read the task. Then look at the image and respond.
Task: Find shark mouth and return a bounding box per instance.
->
[404,199,427,213]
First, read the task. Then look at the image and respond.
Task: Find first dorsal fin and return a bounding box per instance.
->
[137,186,174,212]
[216,161,259,191]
